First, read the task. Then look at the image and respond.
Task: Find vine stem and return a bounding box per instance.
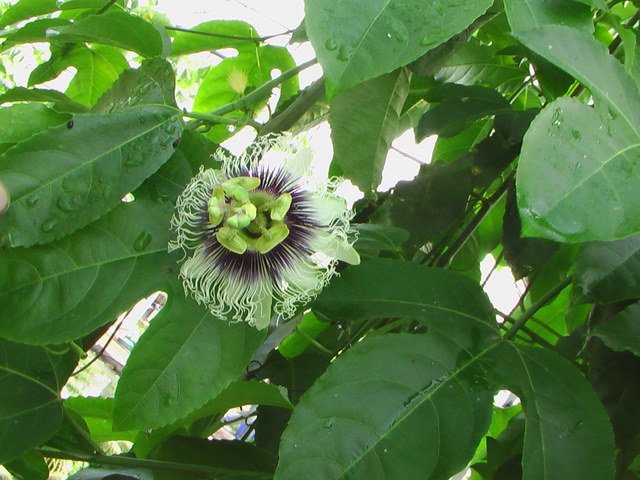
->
[503,276,572,341]
[209,59,317,117]
[435,171,515,268]
[165,25,292,43]
[37,449,271,478]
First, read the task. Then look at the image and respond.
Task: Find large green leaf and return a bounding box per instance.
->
[592,302,640,356]
[0,338,76,463]
[64,397,137,444]
[0,0,58,28]
[169,20,258,56]
[0,104,68,145]
[329,69,410,192]
[0,139,196,344]
[304,0,493,96]
[315,259,497,329]
[3,450,49,480]
[0,105,182,247]
[275,333,496,480]
[113,294,266,431]
[49,11,165,57]
[486,342,615,480]
[516,26,640,242]
[92,57,178,113]
[0,87,89,113]
[503,0,594,33]
[574,234,640,303]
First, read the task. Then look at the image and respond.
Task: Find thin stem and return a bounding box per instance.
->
[97,0,117,14]
[503,276,572,341]
[496,310,558,350]
[390,145,427,165]
[72,319,124,376]
[64,409,104,455]
[294,327,334,356]
[435,171,515,268]
[210,59,317,117]
[165,26,293,43]
[37,449,271,478]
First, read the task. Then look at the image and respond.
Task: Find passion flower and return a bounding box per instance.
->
[168,135,359,329]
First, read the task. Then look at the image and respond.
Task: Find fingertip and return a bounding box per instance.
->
[0,180,10,214]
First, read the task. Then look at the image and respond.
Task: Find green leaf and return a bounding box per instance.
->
[352,223,409,257]
[0,87,89,113]
[50,11,164,57]
[416,83,511,140]
[329,69,410,192]
[486,342,615,480]
[503,0,594,33]
[315,258,498,331]
[0,104,69,144]
[1,18,71,51]
[169,20,258,56]
[574,234,640,303]
[64,397,138,443]
[67,467,153,480]
[150,437,276,480]
[93,57,178,113]
[0,338,76,463]
[0,0,58,28]
[113,294,265,431]
[3,450,49,480]
[516,26,640,242]
[275,333,496,480]
[431,119,491,164]
[387,159,473,253]
[193,45,297,142]
[0,148,193,344]
[278,311,329,358]
[592,302,640,356]
[304,0,493,96]
[0,105,182,247]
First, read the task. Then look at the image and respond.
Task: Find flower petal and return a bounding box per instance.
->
[311,194,348,226]
[284,147,313,180]
[312,230,360,265]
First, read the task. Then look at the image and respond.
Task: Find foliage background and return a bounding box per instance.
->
[0,0,639,479]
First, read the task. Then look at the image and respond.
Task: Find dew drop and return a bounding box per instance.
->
[134,231,152,251]
[138,114,147,125]
[26,195,39,207]
[337,44,354,61]
[571,129,581,140]
[57,194,81,213]
[420,35,436,48]
[322,419,334,429]
[172,138,180,149]
[41,219,57,232]
[126,156,144,167]
[325,38,338,51]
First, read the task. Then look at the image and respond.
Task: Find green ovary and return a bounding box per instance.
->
[209,176,292,254]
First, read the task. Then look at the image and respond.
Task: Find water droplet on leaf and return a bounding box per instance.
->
[26,195,39,207]
[325,38,338,51]
[134,231,152,251]
[41,219,57,232]
[337,44,354,61]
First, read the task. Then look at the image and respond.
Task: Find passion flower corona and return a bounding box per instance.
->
[168,136,360,329]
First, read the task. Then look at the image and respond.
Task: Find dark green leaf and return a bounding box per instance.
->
[150,437,276,480]
[416,83,511,139]
[352,223,409,257]
[50,11,164,57]
[0,0,58,28]
[0,104,69,144]
[169,20,258,56]
[504,0,594,33]
[329,69,410,192]
[275,333,496,480]
[387,159,473,253]
[1,18,71,51]
[574,234,640,303]
[486,342,615,480]
[3,450,49,480]
[431,119,491,164]
[516,26,640,242]
[0,338,76,463]
[592,302,640,356]
[93,57,178,113]
[0,105,182,247]
[305,0,493,96]
[112,293,265,430]
[0,87,89,113]
[0,149,191,344]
